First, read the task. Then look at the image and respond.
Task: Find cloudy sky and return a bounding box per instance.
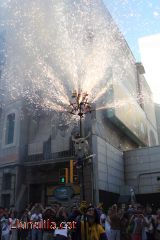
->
[103,0,160,103]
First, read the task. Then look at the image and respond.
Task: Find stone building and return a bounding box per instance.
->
[155,104,160,144]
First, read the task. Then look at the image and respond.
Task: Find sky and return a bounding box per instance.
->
[103,0,160,103]
[139,34,160,104]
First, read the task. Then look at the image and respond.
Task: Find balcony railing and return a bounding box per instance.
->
[23,140,75,163]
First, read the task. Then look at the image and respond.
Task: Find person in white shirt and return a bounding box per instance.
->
[144,207,155,240]
[1,216,10,240]
[30,207,43,240]
[54,223,68,240]
[9,211,17,240]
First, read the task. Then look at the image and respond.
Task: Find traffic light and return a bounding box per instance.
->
[70,160,74,183]
[65,168,69,184]
[59,168,68,184]
[59,176,65,183]
[157,176,160,181]
[70,160,79,184]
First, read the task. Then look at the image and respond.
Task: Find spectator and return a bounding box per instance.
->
[0,207,5,238]
[1,214,10,240]
[109,204,121,240]
[97,203,107,229]
[68,204,81,240]
[30,205,43,240]
[18,209,30,240]
[9,210,17,240]
[43,206,56,240]
[75,205,108,240]
[144,206,155,240]
[130,207,147,240]
[105,208,111,240]
[120,212,130,240]
[54,207,69,240]
[155,209,160,240]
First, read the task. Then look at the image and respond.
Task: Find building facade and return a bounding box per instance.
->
[0,2,159,211]
[155,104,160,144]
[124,145,160,208]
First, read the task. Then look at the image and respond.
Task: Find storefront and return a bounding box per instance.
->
[26,161,80,206]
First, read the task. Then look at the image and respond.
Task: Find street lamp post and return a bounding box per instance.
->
[69,90,93,201]
[69,90,93,240]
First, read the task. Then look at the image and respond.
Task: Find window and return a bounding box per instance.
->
[2,173,12,190]
[5,113,15,145]
[1,194,10,208]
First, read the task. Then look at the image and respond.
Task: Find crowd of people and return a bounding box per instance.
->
[0,201,160,240]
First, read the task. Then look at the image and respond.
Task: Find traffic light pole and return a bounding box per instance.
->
[79,103,85,201]
[79,104,87,240]
[69,91,92,240]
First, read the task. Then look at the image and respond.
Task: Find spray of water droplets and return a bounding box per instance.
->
[0,0,153,118]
